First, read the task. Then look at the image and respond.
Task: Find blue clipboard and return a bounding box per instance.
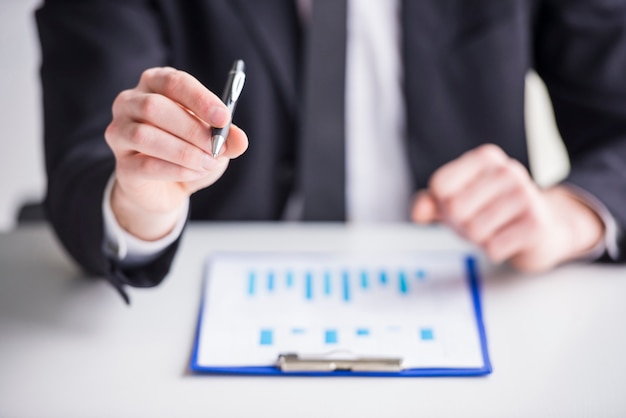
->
[190,253,492,377]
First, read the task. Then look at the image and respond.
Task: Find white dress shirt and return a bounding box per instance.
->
[345,0,412,221]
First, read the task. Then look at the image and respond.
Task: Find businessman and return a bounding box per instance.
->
[36,0,626,300]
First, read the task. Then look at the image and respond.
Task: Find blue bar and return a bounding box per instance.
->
[260,329,273,345]
[305,271,313,300]
[248,271,256,296]
[416,269,426,280]
[291,328,306,335]
[325,329,338,344]
[399,271,409,294]
[342,271,351,302]
[268,271,275,291]
[286,271,294,288]
[360,271,369,289]
[380,270,388,285]
[324,271,332,296]
[420,328,434,341]
[356,328,370,336]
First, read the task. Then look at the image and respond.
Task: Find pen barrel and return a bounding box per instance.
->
[213,79,237,142]
[218,65,245,127]
[211,60,245,156]
[221,71,237,105]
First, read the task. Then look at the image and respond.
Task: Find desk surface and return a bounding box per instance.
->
[1,223,625,417]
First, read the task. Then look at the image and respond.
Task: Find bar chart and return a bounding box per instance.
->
[195,252,485,370]
[246,266,427,301]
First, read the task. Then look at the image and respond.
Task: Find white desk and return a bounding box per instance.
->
[1,223,625,417]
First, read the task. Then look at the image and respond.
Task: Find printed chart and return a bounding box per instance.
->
[194,252,487,372]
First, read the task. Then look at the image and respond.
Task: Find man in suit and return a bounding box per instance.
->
[36,0,626,301]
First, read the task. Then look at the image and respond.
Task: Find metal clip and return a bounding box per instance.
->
[276,352,403,372]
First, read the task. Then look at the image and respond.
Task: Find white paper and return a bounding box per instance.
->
[195,252,486,370]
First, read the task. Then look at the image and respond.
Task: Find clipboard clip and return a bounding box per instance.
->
[276,352,403,372]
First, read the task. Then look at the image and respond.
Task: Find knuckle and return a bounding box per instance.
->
[508,159,531,181]
[137,155,156,174]
[428,171,448,199]
[498,161,520,183]
[118,88,134,101]
[104,121,117,145]
[140,67,159,84]
[186,120,205,142]
[105,122,128,159]
[161,70,184,96]
[518,184,535,203]
[512,178,536,204]
[524,212,543,231]
[176,143,197,167]
[139,94,161,120]
[475,143,506,164]
[428,173,442,194]
[191,90,212,118]
[128,123,150,148]
[111,89,132,115]
[498,160,531,192]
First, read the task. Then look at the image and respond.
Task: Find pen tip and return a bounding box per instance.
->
[211,135,226,159]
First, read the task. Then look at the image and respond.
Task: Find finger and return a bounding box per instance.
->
[114,120,219,173]
[442,159,537,229]
[411,190,440,223]
[429,144,509,201]
[443,158,533,226]
[463,190,529,244]
[111,90,249,161]
[117,153,211,184]
[137,67,230,128]
[483,214,538,263]
[116,92,215,153]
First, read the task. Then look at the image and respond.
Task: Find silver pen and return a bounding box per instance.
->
[211,60,246,158]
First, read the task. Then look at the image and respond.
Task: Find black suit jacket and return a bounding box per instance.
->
[36,0,626,298]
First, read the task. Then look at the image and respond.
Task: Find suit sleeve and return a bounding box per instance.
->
[534,0,626,261]
[36,0,181,298]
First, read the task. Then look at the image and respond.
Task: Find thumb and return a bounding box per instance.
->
[411,190,440,224]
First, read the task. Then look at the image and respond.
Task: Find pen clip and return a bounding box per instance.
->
[276,352,403,372]
[229,71,246,104]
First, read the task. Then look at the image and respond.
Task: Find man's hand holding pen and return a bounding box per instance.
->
[104,66,248,241]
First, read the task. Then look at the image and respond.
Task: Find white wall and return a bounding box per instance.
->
[0,1,568,231]
[0,0,45,231]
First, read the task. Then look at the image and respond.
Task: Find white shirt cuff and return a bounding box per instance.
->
[561,183,621,261]
[102,173,189,267]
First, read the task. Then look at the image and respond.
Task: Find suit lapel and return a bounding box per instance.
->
[229,0,301,113]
